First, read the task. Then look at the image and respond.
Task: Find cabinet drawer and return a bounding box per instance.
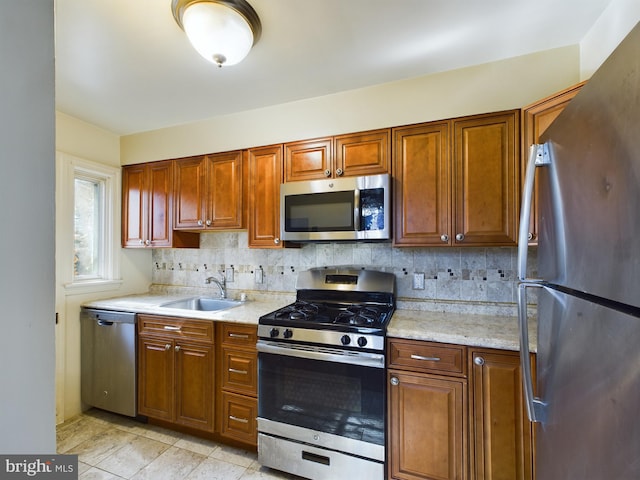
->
[219,323,257,347]
[388,338,467,377]
[138,314,214,343]
[221,346,258,395]
[219,391,258,446]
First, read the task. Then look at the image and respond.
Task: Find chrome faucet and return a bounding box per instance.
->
[205,273,226,299]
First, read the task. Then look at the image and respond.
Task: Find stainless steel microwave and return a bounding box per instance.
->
[280,173,391,242]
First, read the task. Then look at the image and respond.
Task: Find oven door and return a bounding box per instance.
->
[257,340,386,462]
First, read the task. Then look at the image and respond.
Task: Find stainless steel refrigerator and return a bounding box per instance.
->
[518,21,640,480]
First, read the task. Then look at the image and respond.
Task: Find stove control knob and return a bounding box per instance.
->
[357,337,368,347]
[341,335,351,345]
[269,328,280,338]
[283,329,293,339]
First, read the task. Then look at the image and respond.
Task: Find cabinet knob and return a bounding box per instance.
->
[390,377,399,386]
[440,234,449,242]
[144,239,150,246]
[324,169,331,177]
[164,344,171,351]
[455,233,465,241]
[335,168,344,176]
[528,232,534,241]
[474,356,485,366]
[197,219,203,226]
[175,345,181,352]
[274,238,280,245]
[206,219,212,226]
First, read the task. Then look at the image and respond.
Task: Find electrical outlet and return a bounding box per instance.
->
[413,272,425,290]
[225,266,234,283]
[254,266,263,284]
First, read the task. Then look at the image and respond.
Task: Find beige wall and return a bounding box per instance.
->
[121,46,580,164]
[55,112,152,421]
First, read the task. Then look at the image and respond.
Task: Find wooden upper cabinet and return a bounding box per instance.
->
[284,137,332,182]
[248,144,283,248]
[393,122,451,246]
[174,151,243,230]
[522,81,586,243]
[453,110,519,246]
[469,348,534,480]
[284,129,390,181]
[394,110,519,247]
[122,160,198,248]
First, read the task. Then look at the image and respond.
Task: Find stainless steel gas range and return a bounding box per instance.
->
[257,266,395,480]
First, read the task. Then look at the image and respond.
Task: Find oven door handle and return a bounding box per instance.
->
[257,340,385,369]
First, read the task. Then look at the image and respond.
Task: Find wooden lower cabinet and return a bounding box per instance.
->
[388,370,467,480]
[216,322,258,447]
[388,339,535,480]
[469,348,534,480]
[138,315,215,432]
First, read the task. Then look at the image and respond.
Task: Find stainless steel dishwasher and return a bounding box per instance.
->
[81,307,137,417]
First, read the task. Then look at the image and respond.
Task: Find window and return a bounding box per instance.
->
[57,152,121,292]
[74,175,104,280]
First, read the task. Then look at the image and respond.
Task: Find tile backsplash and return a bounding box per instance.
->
[151,232,537,316]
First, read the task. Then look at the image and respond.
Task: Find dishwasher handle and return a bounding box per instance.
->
[97,320,114,326]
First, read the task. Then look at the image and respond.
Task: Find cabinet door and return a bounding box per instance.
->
[174,341,214,432]
[122,164,147,247]
[138,336,174,421]
[388,370,467,480]
[174,155,206,229]
[335,128,391,177]
[522,82,585,243]
[453,110,519,246]
[248,144,283,248]
[220,346,257,395]
[393,122,451,246]
[469,349,534,480]
[219,391,258,446]
[284,137,332,182]
[206,151,243,229]
[147,160,173,247]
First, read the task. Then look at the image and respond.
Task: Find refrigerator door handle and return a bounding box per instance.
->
[517,143,550,281]
[518,281,546,423]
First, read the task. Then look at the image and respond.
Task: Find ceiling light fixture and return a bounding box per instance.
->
[171,0,261,67]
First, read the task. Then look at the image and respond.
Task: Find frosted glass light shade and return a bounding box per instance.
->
[172,0,261,67]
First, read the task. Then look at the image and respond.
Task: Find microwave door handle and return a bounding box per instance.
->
[354,189,361,231]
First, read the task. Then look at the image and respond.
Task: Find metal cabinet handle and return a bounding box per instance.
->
[229,333,249,339]
[324,169,331,177]
[174,345,181,352]
[228,368,248,375]
[335,168,344,176]
[411,354,440,362]
[455,233,464,241]
[229,415,249,424]
[197,219,203,226]
[274,238,280,245]
[144,239,151,246]
[164,344,171,351]
[139,239,144,245]
[390,377,399,386]
[440,234,449,242]
[163,325,181,331]
[528,232,534,241]
[474,356,485,366]
[206,219,212,226]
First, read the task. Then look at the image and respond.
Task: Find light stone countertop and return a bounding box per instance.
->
[388,309,536,352]
[83,293,536,352]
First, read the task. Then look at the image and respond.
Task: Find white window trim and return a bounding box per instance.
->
[56,152,122,295]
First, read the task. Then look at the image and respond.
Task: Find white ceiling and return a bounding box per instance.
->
[55,0,613,136]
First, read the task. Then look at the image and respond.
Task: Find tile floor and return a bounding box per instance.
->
[56,409,303,480]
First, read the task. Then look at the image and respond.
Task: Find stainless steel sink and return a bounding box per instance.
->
[160,297,242,311]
